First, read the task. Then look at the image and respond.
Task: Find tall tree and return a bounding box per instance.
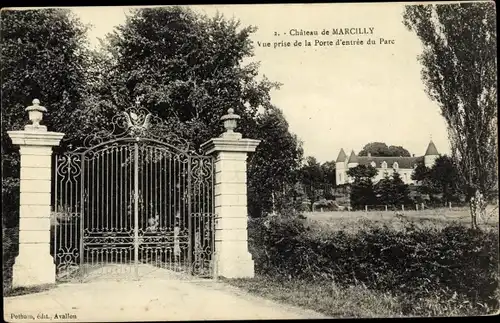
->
[320,160,336,199]
[429,155,462,203]
[96,7,302,217]
[321,161,336,185]
[299,156,324,210]
[247,107,303,217]
[403,3,497,228]
[1,9,93,227]
[375,171,411,207]
[375,174,393,206]
[411,162,430,183]
[412,155,462,205]
[347,165,377,209]
[411,161,439,201]
[391,171,411,206]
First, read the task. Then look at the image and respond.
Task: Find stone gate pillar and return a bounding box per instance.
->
[7,99,64,287]
[201,108,260,278]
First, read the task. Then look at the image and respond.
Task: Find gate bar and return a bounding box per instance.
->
[134,141,139,278]
[79,153,85,276]
[188,157,192,274]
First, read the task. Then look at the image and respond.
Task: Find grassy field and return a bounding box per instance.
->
[304,206,499,234]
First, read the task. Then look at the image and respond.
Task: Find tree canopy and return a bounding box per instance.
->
[347,165,377,209]
[93,7,280,147]
[247,107,303,217]
[294,157,337,210]
[358,142,412,157]
[346,164,378,180]
[1,7,304,220]
[1,9,93,226]
[94,7,303,217]
[403,2,497,225]
[411,155,462,204]
[411,162,430,183]
[321,161,336,185]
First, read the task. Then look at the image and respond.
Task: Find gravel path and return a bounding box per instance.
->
[4,264,328,322]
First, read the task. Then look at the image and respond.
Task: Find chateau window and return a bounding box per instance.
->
[370,161,376,167]
[393,162,399,170]
[381,161,387,169]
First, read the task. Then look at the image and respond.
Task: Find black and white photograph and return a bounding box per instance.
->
[1,2,498,321]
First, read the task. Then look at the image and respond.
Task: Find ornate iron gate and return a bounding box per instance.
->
[50,108,215,281]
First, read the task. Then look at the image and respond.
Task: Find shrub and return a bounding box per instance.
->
[248,215,309,278]
[313,199,337,211]
[2,227,18,292]
[248,216,499,314]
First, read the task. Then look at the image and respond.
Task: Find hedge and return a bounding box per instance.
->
[248,216,499,312]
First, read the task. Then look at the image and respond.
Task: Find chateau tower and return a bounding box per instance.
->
[334,139,441,187]
[346,150,359,183]
[424,140,439,168]
[347,150,359,168]
[335,148,347,185]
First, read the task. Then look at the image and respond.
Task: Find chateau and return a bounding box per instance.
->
[335,141,440,185]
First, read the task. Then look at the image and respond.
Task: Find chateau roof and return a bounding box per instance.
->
[336,148,347,162]
[348,150,359,163]
[425,140,439,156]
[358,156,424,169]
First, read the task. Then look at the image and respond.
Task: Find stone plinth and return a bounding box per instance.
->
[201,135,260,278]
[7,129,64,287]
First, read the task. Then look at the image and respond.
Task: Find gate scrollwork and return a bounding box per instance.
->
[63,107,192,154]
[52,107,215,281]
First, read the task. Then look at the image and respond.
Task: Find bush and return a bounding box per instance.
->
[248,215,309,278]
[313,199,337,211]
[248,216,499,314]
[2,227,18,292]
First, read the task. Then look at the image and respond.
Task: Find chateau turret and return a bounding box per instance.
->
[424,140,439,168]
[335,148,347,184]
[347,150,359,167]
[334,140,440,186]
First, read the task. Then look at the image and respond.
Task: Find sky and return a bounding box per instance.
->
[69,4,451,162]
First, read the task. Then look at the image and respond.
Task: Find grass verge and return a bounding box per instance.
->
[224,276,495,318]
[224,276,405,318]
[4,283,56,298]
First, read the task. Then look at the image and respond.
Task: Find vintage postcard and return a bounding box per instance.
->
[2,2,498,321]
